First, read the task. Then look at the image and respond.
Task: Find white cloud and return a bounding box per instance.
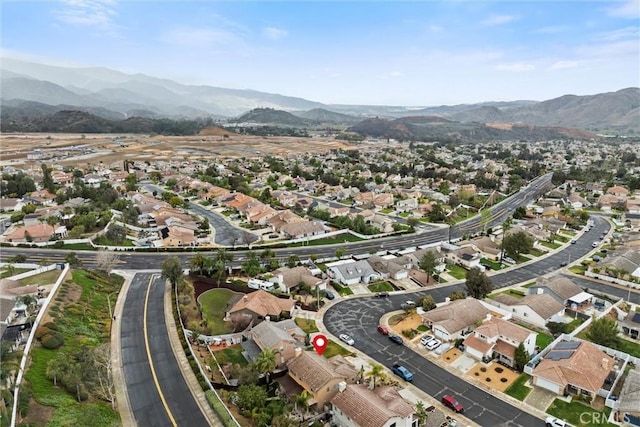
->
[495,62,535,72]
[53,0,118,35]
[482,14,518,26]
[607,0,640,19]
[162,27,242,48]
[263,27,288,40]
[548,61,579,70]
[594,26,639,41]
[535,25,569,34]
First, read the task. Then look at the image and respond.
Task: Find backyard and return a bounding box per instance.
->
[197,288,238,335]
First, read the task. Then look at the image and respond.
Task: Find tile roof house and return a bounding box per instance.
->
[26,190,56,206]
[330,384,416,427]
[250,320,305,367]
[286,350,355,408]
[0,198,25,212]
[531,340,615,401]
[326,260,380,286]
[281,220,327,239]
[486,293,565,328]
[463,316,537,367]
[226,290,295,329]
[366,255,409,280]
[421,299,490,342]
[529,276,592,308]
[5,224,55,243]
[267,210,305,233]
[269,266,325,294]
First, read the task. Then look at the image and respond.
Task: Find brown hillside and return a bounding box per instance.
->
[199,126,236,136]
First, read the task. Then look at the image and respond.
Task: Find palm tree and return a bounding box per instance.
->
[189,253,208,276]
[415,400,428,426]
[46,353,68,387]
[0,343,22,384]
[253,348,278,385]
[294,390,310,417]
[212,248,233,284]
[366,363,386,389]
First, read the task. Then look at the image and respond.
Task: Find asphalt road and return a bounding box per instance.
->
[323,215,628,427]
[121,272,209,427]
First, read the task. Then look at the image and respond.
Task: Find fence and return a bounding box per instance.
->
[585,270,640,290]
[10,264,69,427]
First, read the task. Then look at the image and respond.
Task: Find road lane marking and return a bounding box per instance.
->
[143,274,178,427]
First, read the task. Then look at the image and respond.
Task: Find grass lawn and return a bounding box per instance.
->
[417,325,429,332]
[541,241,561,249]
[323,340,353,358]
[198,288,236,335]
[504,374,532,401]
[18,269,62,286]
[93,235,134,247]
[399,212,410,218]
[569,265,586,275]
[536,333,555,350]
[289,234,363,247]
[295,318,319,334]
[447,264,467,280]
[0,267,31,278]
[488,289,525,300]
[62,242,95,251]
[368,281,394,293]
[216,345,248,366]
[546,399,616,427]
[379,208,394,214]
[529,248,545,257]
[616,338,640,358]
[555,235,570,243]
[521,282,536,288]
[332,282,354,296]
[480,258,502,270]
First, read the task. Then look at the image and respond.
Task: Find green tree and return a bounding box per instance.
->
[105,224,126,244]
[46,352,69,387]
[502,231,534,261]
[366,363,386,389]
[419,251,438,283]
[335,248,346,259]
[161,256,183,288]
[236,384,267,413]
[448,291,466,300]
[419,294,436,311]
[514,343,530,372]
[465,267,492,299]
[415,401,428,426]
[64,252,82,267]
[587,317,622,349]
[189,253,209,276]
[241,251,262,278]
[253,348,278,384]
[286,255,300,268]
[212,248,233,284]
[407,217,420,230]
[21,203,36,214]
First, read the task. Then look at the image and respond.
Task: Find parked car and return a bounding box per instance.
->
[441,395,464,413]
[592,241,600,247]
[545,417,569,427]
[389,334,403,345]
[325,290,335,300]
[339,333,355,345]
[401,301,416,310]
[375,292,390,298]
[426,339,442,351]
[570,240,577,244]
[420,335,434,346]
[377,325,389,335]
[390,363,414,381]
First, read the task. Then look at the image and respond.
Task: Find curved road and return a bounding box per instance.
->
[121,272,210,426]
[324,215,635,427]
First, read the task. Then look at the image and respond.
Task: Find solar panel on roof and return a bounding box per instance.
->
[547,350,574,360]
[555,341,580,350]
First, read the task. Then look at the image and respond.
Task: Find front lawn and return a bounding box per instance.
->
[504,374,532,401]
[198,288,236,335]
[332,282,354,296]
[295,318,319,334]
[480,258,502,270]
[529,248,545,257]
[541,241,561,249]
[546,399,616,427]
[379,208,394,214]
[93,235,134,247]
[368,281,394,293]
[323,340,353,358]
[447,264,467,280]
[569,265,586,275]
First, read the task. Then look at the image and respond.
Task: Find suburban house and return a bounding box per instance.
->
[226,290,295,329]
[616,368,640,427]
[366,255,409,280]
[447,246,482,270]
[599,248,640,280]
[395,198,419,213]
[330,384,417,427]
[528,276,593,309]
[286,350,356,408]
[280,220,327,239]
[326,260,380,286]
[0,198,25,212]
[26,190,56,206]
[531,340,615,401]
[486,293,565,329]
[466,236,501,261]
[463,316,537,367]
[269,266,326,294]
[250,320,305,368]
[621,311,640,340]
[5,223,60,243]
[421,299,490,342]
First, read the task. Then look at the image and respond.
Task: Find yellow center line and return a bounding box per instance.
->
[143,275,178,427]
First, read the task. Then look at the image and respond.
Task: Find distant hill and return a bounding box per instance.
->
[0,57,638,133]
[230,108,317,127]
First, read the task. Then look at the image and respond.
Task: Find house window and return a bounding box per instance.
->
[523,312,528,317]
[390,423,396,427]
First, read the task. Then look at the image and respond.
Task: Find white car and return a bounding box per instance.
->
[339,334,355,345]
[420,335,434,346]
[545,417,570,427]
[426,339,442,350]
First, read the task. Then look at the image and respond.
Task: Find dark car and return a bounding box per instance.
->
[441,395,463,413]
[389,334,403,345]
[375,292,390,298]
[325,290,335,300]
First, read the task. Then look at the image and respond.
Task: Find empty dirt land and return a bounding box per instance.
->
[0,131,355,169]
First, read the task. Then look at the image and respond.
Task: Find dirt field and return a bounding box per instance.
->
[467,361,519,392]
[442,347,462,364]
[389,313,423,334]
[0,133,355,169]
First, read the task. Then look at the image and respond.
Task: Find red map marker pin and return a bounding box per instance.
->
[312,334,328,356]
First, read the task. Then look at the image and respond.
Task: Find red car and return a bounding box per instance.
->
[442,395,464,413]
[377,325,389,335]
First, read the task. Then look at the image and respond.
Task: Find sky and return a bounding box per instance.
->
[1,0,639,106]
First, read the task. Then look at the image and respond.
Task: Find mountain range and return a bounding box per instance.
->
[1,57,639,134]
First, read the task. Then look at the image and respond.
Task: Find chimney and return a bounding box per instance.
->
[294,347,303,358]
[265,316,270,322]
[602,358,610,369]
[243,295,248,300]
[337,381,347,392]
[485,313,492,322]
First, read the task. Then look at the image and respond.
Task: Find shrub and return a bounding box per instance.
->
[40,331,65,349]
[35,326,52,340]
